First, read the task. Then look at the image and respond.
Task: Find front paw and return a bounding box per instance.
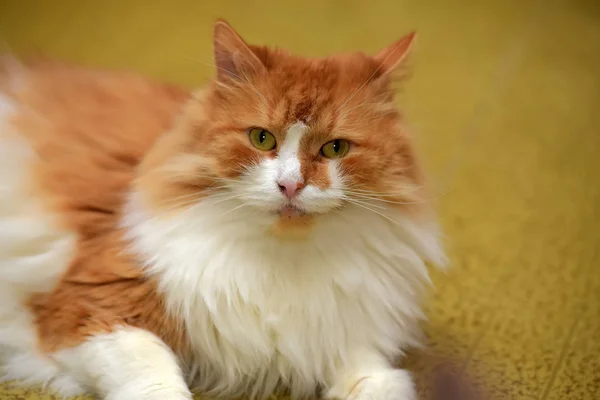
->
[349,369,417,400]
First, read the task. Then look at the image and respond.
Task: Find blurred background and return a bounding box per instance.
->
[1,0,599,399]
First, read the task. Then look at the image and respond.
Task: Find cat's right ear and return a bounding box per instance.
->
[373,32,416,76]
[213,19,265,82]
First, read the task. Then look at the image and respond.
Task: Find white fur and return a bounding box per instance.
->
[1,351,85,398]
[0,92,82,396]
[53,327,192,400]
[123,125,445,399]
[277,121,307,184]
[327,350,417,400]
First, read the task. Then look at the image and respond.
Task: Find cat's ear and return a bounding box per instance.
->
[213,19,265,81]
[373,32,416,75]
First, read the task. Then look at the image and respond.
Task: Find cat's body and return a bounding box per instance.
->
[0,21,444,400]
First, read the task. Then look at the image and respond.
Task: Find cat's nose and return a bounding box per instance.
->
[278,180,304,199]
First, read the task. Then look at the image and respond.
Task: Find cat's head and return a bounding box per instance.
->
[136,20,427,234]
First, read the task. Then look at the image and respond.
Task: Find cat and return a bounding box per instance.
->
[0,19,445,400]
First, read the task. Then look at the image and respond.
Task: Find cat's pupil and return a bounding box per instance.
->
[259,131,266,143]
[332,140,340,152]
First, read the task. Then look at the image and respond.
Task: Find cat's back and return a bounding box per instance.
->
[0,57,188,312]
[0,59,188,207]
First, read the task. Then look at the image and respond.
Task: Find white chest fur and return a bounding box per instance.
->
[123,194,444,398]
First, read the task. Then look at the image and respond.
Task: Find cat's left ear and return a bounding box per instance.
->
[373,32,416,75]
[213,19,266,82]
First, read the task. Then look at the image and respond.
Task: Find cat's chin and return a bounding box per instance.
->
[262,205,315,238]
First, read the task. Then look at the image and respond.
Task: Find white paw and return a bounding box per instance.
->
[349,369,417,400]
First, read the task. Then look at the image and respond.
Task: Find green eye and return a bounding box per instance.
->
[321,139,350,159]
[249,128,276,151]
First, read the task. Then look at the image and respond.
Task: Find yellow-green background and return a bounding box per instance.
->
[1,0,599,399]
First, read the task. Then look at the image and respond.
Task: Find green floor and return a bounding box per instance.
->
[1,0,599,399]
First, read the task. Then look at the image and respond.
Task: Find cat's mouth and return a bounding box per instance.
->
[278,205,306,218]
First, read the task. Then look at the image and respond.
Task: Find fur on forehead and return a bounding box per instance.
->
[209,19,415,127]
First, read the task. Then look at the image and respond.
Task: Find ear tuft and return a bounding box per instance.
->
[373,32,416,75]
[213,19,265,82]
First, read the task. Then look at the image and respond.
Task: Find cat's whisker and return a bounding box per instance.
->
[206,193,245,206]
[156,199,206,214]
[344,199,402,227]
[187,190,243,203]
[158,190,243,213]
[345,182,425,195]
[343,189,422,198]
[188,175,243,185]
[164,187,228,203]
[345,190,439,205]
[355,195,431,206]
[221,203,247,217]
[344,188,420,198]
[342,196,387,210]
[349,195,428,206]
[159,190,232,208]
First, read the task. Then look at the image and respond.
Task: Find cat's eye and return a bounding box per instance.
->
[249,128,276,151]
[321,139,350,159]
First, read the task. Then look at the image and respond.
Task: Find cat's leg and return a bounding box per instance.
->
[327,350,416,400]
[52,326,192,400]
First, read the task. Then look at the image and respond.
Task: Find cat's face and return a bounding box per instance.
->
[137,21,424,232]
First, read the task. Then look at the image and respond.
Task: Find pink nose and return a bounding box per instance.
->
[278,180,304,199]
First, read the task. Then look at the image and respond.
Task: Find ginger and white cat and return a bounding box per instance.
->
[0,20,444,400]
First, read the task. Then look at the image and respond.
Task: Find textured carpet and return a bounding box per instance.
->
[0,0,599,399]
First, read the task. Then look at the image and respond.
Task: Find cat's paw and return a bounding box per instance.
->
[348,369,417,400]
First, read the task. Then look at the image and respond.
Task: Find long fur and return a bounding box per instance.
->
[0,21,444,400]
